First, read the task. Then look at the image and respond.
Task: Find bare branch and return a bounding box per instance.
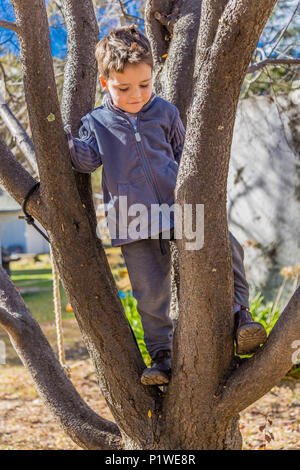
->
[267,1,300,58]
[0,61,15,103]
[217,286,300,418]
[0,19,19,33]
[117,0,144,25]
[0,265,122,450]
[247,58,300,74]
[0,89,38,177]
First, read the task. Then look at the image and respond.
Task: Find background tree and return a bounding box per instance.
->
[0,0,299,450]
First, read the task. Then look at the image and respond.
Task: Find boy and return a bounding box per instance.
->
[65,25,267,386]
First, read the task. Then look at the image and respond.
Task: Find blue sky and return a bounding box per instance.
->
[0,0,144,58]
[0,0,299,59]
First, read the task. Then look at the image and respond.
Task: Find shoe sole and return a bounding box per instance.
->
[141,370,170,386]
[236,323,267,355]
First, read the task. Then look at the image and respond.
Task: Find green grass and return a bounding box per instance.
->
[9,254,150,361]
[119,290,151,366]
[10,266,75,323]
[250,292,300,378]
[250,291,281,334]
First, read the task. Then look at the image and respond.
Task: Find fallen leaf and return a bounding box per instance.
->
[46,113,55,122]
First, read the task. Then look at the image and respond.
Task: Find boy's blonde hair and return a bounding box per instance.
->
[95,25,153,80]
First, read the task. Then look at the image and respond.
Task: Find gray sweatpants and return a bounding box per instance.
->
[121,231,249,359]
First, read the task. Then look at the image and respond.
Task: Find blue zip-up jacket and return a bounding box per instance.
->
[66,92,186,247]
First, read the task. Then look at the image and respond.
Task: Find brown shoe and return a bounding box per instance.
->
[235,307,267,355]
[141,350,171,386]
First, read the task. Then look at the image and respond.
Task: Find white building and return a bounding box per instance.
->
[0,186,49,254]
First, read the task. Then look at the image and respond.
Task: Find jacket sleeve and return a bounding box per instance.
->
[64,116,102,174]
[170,111,186,164]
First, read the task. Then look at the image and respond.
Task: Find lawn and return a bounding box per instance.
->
[7,249,151,365]
[9,249,130,323]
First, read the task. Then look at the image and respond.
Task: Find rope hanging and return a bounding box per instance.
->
[18,182,49,243]
[19,182,70,374]
[50,245,71,375]
[19,182,140,368]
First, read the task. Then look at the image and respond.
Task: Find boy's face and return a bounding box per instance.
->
[100,62,153,114]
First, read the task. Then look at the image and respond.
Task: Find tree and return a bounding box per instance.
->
[0,0,299,450]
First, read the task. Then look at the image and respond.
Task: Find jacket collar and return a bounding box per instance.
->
[102,91,156,115]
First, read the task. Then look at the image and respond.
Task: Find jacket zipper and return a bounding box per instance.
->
[133,115,167,252]
[133,114,162,205]
[106,101,162,205]
[106,102,171,247]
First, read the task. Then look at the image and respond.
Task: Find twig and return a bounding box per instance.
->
[0,19,19,34]
[247,58,300,74]
[271,277,287,319]
[117,0,143,25]
[268,1,300,58]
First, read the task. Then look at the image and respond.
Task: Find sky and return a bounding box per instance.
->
[0,0,299,59]
[0,0,144,58]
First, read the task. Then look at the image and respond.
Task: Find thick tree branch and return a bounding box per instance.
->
[0,19,19,34]
[194,0,228,74]
[217,286,300,418]
[0,89,38,177]
[60,0,99,232]
[162,0,278,447]
[0,137,47,225]
[0,265,122,450]
[145,0,202,124]
[247,58,300,74]
[60,0,98,133]
[11,0,77,192]
[145,0,171,71]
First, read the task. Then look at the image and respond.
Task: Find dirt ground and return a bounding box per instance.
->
[0,319,299,450]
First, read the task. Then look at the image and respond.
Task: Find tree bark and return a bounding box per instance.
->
[145,0,280,449]
[0,91,38,177]
[0,266,121,450]
[60,0,100,244]
[0,138,43,222]
[145,0,202,126]
[9,0,160,448]
[0,0,299,451]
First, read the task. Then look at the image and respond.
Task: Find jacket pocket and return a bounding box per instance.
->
[168,159,179,174]
[117,176,153,238]
[118,175,153,210]
[153,159,178,205]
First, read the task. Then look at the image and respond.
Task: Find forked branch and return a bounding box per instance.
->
[217,287,300,418]
[0,266,122,450]
[0,19,18,33]
[0,138,45,224]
